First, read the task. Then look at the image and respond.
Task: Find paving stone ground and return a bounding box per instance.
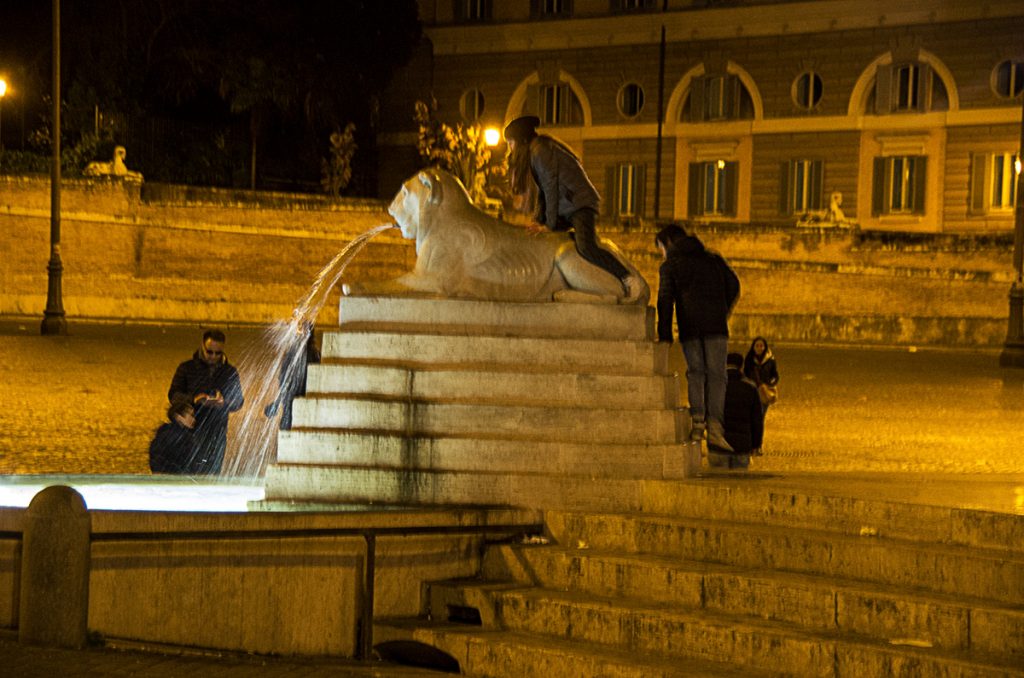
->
[2,317,1023,675]
[1,318,1022,476]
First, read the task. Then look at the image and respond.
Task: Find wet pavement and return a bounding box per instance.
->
[1,318,1022,477]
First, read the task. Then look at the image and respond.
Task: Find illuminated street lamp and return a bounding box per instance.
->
[0,78,7,152]
[484,127,501,147]
[1000,93,1024,367]
[41,0,66,336]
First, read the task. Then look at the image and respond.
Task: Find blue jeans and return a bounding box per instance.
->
[681,335,729,425]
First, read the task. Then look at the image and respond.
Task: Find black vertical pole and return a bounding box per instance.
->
[42,0,66,336]
[653,3,667,220]
[999,92,1024,367]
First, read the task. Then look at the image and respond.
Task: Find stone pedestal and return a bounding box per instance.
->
[18,486,91,648]
[264,296,696,510]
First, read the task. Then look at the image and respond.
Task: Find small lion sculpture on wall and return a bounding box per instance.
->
[344,169,649,305]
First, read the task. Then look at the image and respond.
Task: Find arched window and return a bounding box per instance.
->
[681,74,754,122]
[460,89,485,122]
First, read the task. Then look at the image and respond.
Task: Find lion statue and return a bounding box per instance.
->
[344,169,649,305]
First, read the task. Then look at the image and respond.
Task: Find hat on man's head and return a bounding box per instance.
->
[504,115,540,143]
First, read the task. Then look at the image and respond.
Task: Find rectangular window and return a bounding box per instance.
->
[782,159,824,214]
[536,0,572,16]
[617,163,639,218]
[613,0,654,10]
[689,160,738,217]
[991,153,1019,209]
[971,152,1019,213]
[456,0,492,21]
[872,155,927,216]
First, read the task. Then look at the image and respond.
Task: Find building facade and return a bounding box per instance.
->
[379,0,1023,234]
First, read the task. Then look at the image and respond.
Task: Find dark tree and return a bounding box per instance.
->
[0,0,422,192]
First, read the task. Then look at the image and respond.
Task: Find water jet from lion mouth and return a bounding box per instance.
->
[224,222,395,479]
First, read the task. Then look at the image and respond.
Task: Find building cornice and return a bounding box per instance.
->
[426,0,1024,56]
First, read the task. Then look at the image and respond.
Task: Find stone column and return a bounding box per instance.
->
[19,485,91,647]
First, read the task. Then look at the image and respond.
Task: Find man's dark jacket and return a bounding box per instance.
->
[657,235,740,342]
[722,367,764,455]
[168,352,244,473]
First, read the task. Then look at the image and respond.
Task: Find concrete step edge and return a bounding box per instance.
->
[491,545,1024,658]
[372,618,772,678]
[488,587,1024,675]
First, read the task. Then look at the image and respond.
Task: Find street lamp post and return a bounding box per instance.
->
[999,92,1024,367]
[0,78,7,152]
[41,0,66,336]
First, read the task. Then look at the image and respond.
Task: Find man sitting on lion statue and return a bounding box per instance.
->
[343,168,649,305]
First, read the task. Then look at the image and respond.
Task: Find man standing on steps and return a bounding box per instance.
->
[655,224,740,452]
[168,329,244,474]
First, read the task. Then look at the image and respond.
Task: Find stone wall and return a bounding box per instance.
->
[0,176,413,327]
[0,175,1014,346]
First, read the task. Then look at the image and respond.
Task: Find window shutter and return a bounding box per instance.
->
[635,164,647,219]
[453,0,465,21]
[872,157,886,215]
[725,75,742,120]
[525,84,541,117]
[558,85,572,125]
[688,162,702,216]
[606,165,619,218]
[688,77,705,123]
[810,160,824,210]
[779,161,791,215]
[724,161,739,217]
[913,156,927,215]
[969,153,989,215]
[916,63,932,112]
[874,66,892,115]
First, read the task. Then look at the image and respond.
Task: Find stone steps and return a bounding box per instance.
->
[415,583,1022,677]
[290,396,682,444]
[305,363,681,409]
[337,296,655,341]
[276,430,684,479]
[262,466,692,512]
[321,331,667,375]
[373,618,770,678]
[544,511,1024,605]
[480,544,1024,658]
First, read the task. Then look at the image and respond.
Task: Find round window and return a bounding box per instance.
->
[992,60,1024,98]
[792,71,823,110]
[618,83,645,117]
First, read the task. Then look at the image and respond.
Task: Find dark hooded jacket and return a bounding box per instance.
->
[722,366,764,455]
[656,234,740,342]
[148,421,195,474]
[168,351,243,473]
[529,135,600,230]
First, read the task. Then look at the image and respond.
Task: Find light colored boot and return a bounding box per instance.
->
[706,419,734,452]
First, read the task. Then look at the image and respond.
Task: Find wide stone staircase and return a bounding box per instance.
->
[263,295,696,508]
[376,482,1024,676]
[262,296,1024,676]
